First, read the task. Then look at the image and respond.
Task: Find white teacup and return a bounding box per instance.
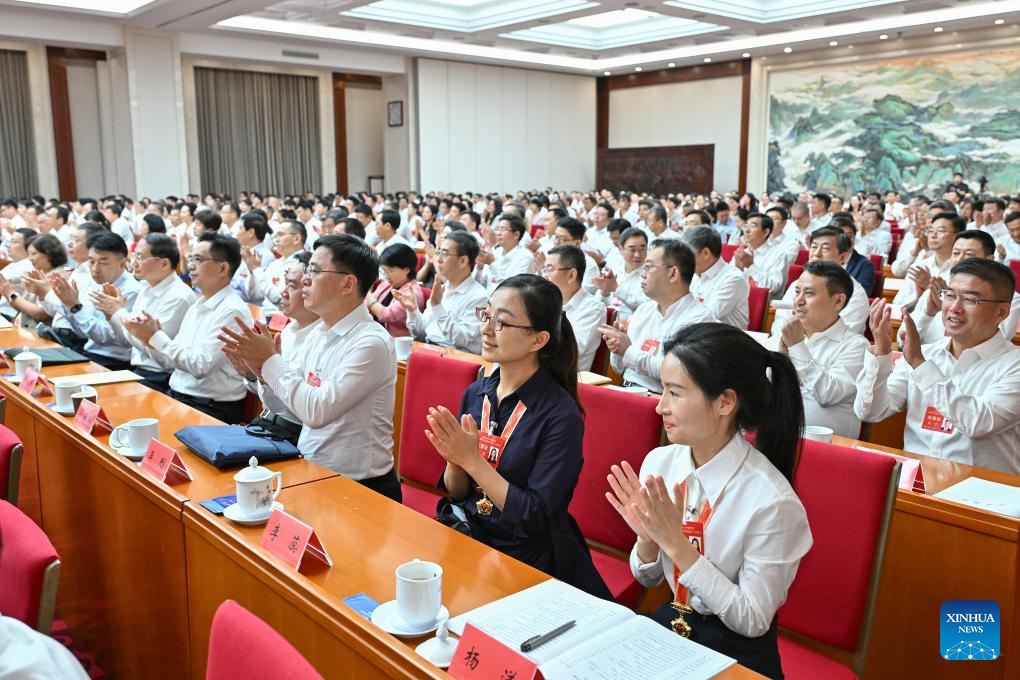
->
[396,559,443,629]
[55,380,83,411]
[804,425,834,443]
[71,386,99,413]
[14,350,41,380]
[395,336,414,362]
[111,417,160,456]
[233,457,282,517]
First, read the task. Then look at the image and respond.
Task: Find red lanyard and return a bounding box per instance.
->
[672,479,714,605]
[478,396,527,469]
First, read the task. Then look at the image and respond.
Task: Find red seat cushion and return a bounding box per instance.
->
[206,600,322,680]
[591,550,643,609]
[0,500,59,628]
[778,637,857,680]
[747,286,769,332]
[401,483,442,519]
[721,244,739,262]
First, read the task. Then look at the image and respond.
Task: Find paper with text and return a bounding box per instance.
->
[934,477,1020,518]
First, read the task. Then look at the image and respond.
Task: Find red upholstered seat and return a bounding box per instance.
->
[869,254,884,273]
[206,600,322,680]
[747,286,770,332]
[794,249,809,266]
[398,352,482,505]
[721,244,739,263]
[421,286,431,305]
[871,272,885,299]
[589,307,616,374]
[0,423,24,504]
[571,384,662,604]
[786,264,804,291]
[400,482,443,519]
[778,637,857,680]
[591,549,643,608]
[1010,260,1020,293]
[0,500,60,632]
[779,440,899,677]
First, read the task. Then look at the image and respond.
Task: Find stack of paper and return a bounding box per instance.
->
[933,477,1020,519]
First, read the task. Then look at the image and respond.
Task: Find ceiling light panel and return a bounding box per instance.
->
[341,0,599,33]
[663,0,903,24]
[13,0,154,12]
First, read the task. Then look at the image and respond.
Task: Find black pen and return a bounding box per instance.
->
[520,620,576,653]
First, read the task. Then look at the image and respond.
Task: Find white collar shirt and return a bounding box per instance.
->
[629,434,812,638]
[406,275,488,354]
[743,238,796,298]
[891,231,919,276]
[260,305,396,479]
[692,257,750,330]
[111,217,135,245]
[983,221,1008,242]
[611,294,715,393]
[775,274,868,334]
[997,236,1020,263]
[41,263,94,331]
[856,228,893,257]
[892,251,953,306]
[563,288,607,372]
[783,223,811,249]
[478,244,536,291]
[809,214,831,229]
[255,319,321,425]
[854,333,1020,474]
[584,227,615,259]
[111,274,196,372]
[252,252,303,311]
[600,264,647,319]
[786,318,871,438]
[147,286,254,402]
[65,271,143,361]
[376,233,413,255]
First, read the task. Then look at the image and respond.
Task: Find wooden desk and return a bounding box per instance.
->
[183,474,763,679]
[833,436,1020,679]
[0,327,338,679]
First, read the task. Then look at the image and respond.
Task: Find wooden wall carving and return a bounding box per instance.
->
[596,144,714,195]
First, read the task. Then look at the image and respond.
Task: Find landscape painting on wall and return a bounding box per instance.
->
[766,48,1020,197]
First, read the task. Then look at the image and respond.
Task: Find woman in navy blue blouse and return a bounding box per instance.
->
[425,274,610,598]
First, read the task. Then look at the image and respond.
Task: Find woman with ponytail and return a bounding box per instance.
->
[606,322,812,679]
[425,274,610,598]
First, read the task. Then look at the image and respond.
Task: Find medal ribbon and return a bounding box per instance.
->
[672,479,714,606]
[479,396,527,469]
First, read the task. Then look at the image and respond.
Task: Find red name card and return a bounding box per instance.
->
[259,509,333,571]
[268,313,292,331]
[856,446,926,493]
[73,399,112,435]
[18,367,53,396]
[449,623,538,680]
[140,439,192,485]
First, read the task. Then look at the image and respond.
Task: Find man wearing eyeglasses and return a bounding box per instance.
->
[123,232,253,423]
[542,245,606,372]
[856,258,1020,474]
[892,212,963,309]
[401,232,487,354]
[599,239,714,393]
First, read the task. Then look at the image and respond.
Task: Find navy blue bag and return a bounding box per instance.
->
[175,425,301,469]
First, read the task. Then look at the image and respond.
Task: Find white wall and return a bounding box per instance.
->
[608,77,743,192]
[416,58,595,193]
[345,83,385,193]
[383,73,411,192]
[66,60,105,197]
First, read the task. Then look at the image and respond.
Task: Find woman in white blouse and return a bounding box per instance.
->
[606,322,812,679]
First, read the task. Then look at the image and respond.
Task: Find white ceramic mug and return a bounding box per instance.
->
[395,336,414,362]
[111,417,159,456]
[71,386,99,413]
[804,425,834,443]
[396,559,443,629]
[54,380,83,411]
[234,466,282,517]
[14,351,41,380]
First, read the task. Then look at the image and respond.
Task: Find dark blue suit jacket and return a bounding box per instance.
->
[846,251,875,297]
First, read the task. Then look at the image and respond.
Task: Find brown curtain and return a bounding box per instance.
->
[0,49,39,199]
[194,66,321,196]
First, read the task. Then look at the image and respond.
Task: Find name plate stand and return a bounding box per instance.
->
[140,439,193,485]
[19,367,54,397]
[259,509,332,570]
[857,446,926,493]
[449,623,538,680]
[73,399,113,435]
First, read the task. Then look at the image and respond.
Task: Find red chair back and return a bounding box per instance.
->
[786,264,804,291]
[415,253,424,271]
[589,307,616,375]
[530,223,543,239]
[780,440,899,659]
[1010,261,1020,293]
[721,244,739,262]
[871,272,885,299]
[570,384,662,552]
[0,423,23,504]
[794,248,809,266]
[747,286,770,332]
[0,500,60,633]
[421,286,432,306]
[398,352,482,487]
[206,600,322,680]
[869,254,884,272]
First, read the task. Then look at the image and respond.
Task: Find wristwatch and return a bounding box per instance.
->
[69,303,83,314]
[8,292,18,302]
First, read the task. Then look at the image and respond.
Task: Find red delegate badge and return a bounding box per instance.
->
[921,405,955,435]
[640,338,661,353]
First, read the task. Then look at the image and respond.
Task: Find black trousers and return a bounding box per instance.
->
[42,325,86,353]
[133,367,172,394]
[650,601,784,680]
[357,469,402,504]
[169,389,247,424]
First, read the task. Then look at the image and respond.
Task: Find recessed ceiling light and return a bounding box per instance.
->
[848,45,854,49]
[634,66,642,71]
[829,40,838,46]
[603,71,611,75]
[879,34,888,39]
[933,26,943,32]
[742,52,750,58]
[703,57,712,62]
[784,46,793,53]
[667,62,676,67]
[995,19,1005,25]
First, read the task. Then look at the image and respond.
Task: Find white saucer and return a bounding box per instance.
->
[50,402,76,416]
[415,633,458,669]
[371,601,449,638]
[111,441,146,462]
[224,501,283,526]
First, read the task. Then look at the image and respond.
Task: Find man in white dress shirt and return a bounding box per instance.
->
[683,226,749,330]
[374,209,412,254]
[91,233,196,393]
[403,231,488,354]
[785,202,813,248]
[475,214,536,290]
[543,245,607,372]
[809,193,832,230]
[731,213,796,299]
[982,197,1008,242]
[642,205,681,243]
[593,226,648,319]
[996,211,1020,263]
[104,200,136,246]
[856,209,893,257]
[123,232,253,423]
[220,234,400,501]
[774,227,869,334]
[856,259,1020,474]
[892,212,963,309]
[601,239,714,393]
[547,217,600,293]
[776,262,870,438]
[249,219,306,314]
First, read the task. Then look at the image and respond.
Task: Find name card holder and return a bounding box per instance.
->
[449,623,538,680]
[857,446,926,493]
[259,509,332,571]
[268,314,292,332]
[140,439,193,485]
[19,367,54,397]
[73,399,113,435]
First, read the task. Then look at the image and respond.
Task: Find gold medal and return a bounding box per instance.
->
[476,495,494,516]
[670,601,694,638]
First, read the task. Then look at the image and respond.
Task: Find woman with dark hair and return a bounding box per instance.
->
[0,233,68,334]
[418,204,441,246]
[482,197,503,228]
[425,274,610,598]
[607,322,811,679]
[738,193,759,221]
[366,244,424,337]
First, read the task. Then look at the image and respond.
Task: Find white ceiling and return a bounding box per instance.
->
[6,0,1020,73]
